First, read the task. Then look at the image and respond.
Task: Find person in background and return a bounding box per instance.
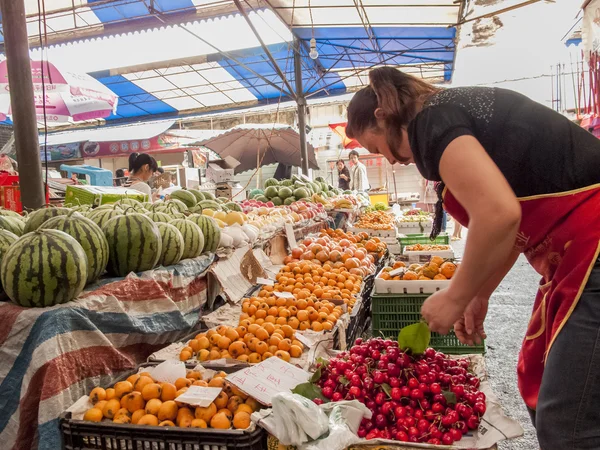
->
[345,66,600,449]
[170,173,177,187]
[115,168,125,187]
[337,159,350,190]
[348,150,370,192]
[452,222,463,241]
[420,178,438,213]
[123,153,159,201]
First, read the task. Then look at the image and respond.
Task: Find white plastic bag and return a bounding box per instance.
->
[271,393,329,446]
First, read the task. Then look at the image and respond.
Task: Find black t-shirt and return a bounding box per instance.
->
[408,87,600,198]
[338,166,350,190]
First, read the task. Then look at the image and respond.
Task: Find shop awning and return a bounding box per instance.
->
[0,2,460,125]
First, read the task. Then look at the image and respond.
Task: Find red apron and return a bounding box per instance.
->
[443,184,600,410]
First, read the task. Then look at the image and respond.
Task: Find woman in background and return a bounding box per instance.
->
[337,159,350,190]
[123,153,158,200]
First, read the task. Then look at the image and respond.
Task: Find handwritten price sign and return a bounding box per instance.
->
[226,358,310,406]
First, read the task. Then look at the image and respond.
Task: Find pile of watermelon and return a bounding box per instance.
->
[249,176,343,207]
[0,189,224,308]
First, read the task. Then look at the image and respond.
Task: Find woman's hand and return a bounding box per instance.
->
[454,296,489,345]
[421,290,470,335]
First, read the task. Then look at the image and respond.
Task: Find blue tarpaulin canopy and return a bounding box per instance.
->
[0,0,461,125]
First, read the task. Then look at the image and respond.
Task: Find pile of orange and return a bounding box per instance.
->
[354,211,395,230]
[83,369,260,430]
[179,324,305,364]
[379,257,458,281]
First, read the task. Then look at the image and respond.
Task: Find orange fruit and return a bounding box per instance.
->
[214,391,229,410]
[198,349,210,361]
[255,341,269,355]
[137,414,159,426]
[209,349,222,360]
[157,400,178,422]
[440,262,457,279]
[262,352,274,360]
[121,391,145,413]
[175,378,192,390]
[145,398,163,416]
[403,271,418,281]
[278,339,292,352]
[225,328,240,342]
[159,420,175,427]
[89,387,107,405]
[289,345,302,358]
[236,403,254,415]
[275,350,291,362]
[229,341,248,358]
[255,327,269,341]
[208,377,225,388]
[102,398,122,419]
[194,402,217,422]
[227,396,245,413]
[245,397,261,412]
[142,383,162,401]
[160,383,177,402]
[191,418,208,428]
[133,376,154,393]
[178,415,193,428]
[104,388,116,401]
[131,409,146,424]
[211,411,232,429]
[217,335,232,350]
[233,411,251,429]
[83,408,103,422]
[248,352,262,364]
[114,381,134,399]
[312,322,324,332]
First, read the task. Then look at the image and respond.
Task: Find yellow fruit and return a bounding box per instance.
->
[289,345,303,358]
[214,391,229,410]
[131,409,146,424]
[195,402,217,422]
[248,353,262,364]
[191,418,208,428]
[157,400,178,422]
[105,388,116,400]
[145,398,163,416]
[133,376,154,393]
[114,381,134,399]
[89,387,106,405]
[142,383,162,401]
[208,377,225,388]
[209,349,222,360]
[211,411,232,429]
[114,407,131,420]
[95,400,107,412]
[126,374,141,386]
[102,399,122,419]
[113,414,131,424]
[198,349,210,361]
[137,414,159,426]
[233,411,251,429]
[175,378,192,390]
[159,420,175,427]
[217,335,232,350]
[83,408,103,422]
[227,396,245,413]
[121,391,145,413]
[161,383,177,402]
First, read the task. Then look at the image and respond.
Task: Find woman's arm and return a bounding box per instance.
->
[421,135,521,333]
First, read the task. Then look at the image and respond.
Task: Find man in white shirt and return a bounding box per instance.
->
[349,150,370,192]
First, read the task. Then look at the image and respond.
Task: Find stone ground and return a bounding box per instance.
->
[441,225,539,450]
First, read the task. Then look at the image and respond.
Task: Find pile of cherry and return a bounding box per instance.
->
[313,338,486,445]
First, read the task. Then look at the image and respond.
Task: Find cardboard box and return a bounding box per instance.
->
[64,185,149,206]
[205,156,240,183]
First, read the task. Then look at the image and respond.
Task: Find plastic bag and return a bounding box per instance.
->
[271,393,329,446]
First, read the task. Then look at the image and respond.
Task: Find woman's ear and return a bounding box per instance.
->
[374,108,386,120]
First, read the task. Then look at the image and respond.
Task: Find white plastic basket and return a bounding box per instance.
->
[374,268,450,294]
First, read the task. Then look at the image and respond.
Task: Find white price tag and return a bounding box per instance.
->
[284,222,297,248]
[389,267,405,277]
[273,291,295,299]
[256,277,275,286]
[174,386,222,407]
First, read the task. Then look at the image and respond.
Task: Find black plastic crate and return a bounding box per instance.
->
[60,363,266,450]
[372,294,485,355]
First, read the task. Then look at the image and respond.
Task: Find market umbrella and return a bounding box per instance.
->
[0,60,118,123]
[195,124,319,174]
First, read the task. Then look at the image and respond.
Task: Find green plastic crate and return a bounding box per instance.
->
[371,294,485,355]
[397,233,450,252]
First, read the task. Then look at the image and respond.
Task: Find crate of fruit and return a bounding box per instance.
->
[403,243,454,262]
[60,362,266,450]
[397,232,450,251]
[374,258,456,294]
[371,294,485,354]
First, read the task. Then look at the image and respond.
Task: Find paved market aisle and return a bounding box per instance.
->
[450,226,539,449]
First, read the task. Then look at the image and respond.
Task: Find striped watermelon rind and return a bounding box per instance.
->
[102,214,162,277]
[0,229,18,264]
[0,209,24,221]
[87,208,124,229]
[156,222,185,267]
[170,219,204,260]
[41,212,109,283]
[147,211,172,223]
[188,214,220,253]
[23,207,70,234]
[0,216,25,236]
[170,190,197,208]
[1,229,88,307]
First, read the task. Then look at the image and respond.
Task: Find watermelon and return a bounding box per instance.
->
[147,211,172,223]
[41,212,109,283]
[202,191,216,201]
[189,205,203,214]
[315,176,325,183]
[141,202,153,209]
[284,197,296,205]
[187,215,220,253]
[199,200,221,211]
[87,208,124,229]
[166,199,188,212]
[293,188,309,199]
[114,198,140,208]
[0,209,24,220]
[255,195,269,203]
[170,219,204,260]
[280,180,293,187]
[278,187,293,200]
[102,214,162,277]
[156,222,185,267]
[264,186,279,199]
[225,202,242,212]
[249,189,263,199]
[271,197,283,206]
[170,189,197,208]
[0,216,25,236]
[1,229,88,307]
[24,207,70,234]
[189,190,205,203]
[264,178,279,188]
[0,229,18,263]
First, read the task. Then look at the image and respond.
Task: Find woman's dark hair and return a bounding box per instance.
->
[115,169,125,178]
[346,67,438,139]
[337,159,345,165]
[129,152,158,174]
[156,167,164,174]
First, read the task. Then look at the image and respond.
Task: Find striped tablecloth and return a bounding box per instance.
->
[0,254,214,450]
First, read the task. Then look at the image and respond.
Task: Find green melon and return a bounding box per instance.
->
[102,214,162,277]
[0,229,18,264]
[225,202,242,212]
[189,190,205,203]
[23,207,70,234]
[170,189,197,208]
[188,205,203,214]
[255,195,269,203]
[114,198,140,208]
[280,180,293,187]
[315,176,325,183]
[202,191,216,201]
[166,199,188,212]
[170,219,204,260]
[278,187,293,200]
[199,200,221,211]
[293,188,310,199]
[271,197,283,206]
[217,197,229,204]
[87,208,124,229]
[249,189,264,199]
[264,178,279,188]
[187,215,221,253]
[147,211,172,223]
[1,229,87,307]
[41,212,109,283]
[0,209,23,220]
[0,216,25,236]
[264,186,279,199]
[156,222,185,267]
[284,197,296,206]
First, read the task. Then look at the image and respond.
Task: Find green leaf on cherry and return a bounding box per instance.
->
[310,366,323,383]
[339,376,349,386]
[398,322,431,355]
[381,383,392,398]
[442,390,457,405]
[292,382,328,402]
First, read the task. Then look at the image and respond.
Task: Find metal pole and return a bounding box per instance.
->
[294,39,309,176]
[0,0,45,210]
